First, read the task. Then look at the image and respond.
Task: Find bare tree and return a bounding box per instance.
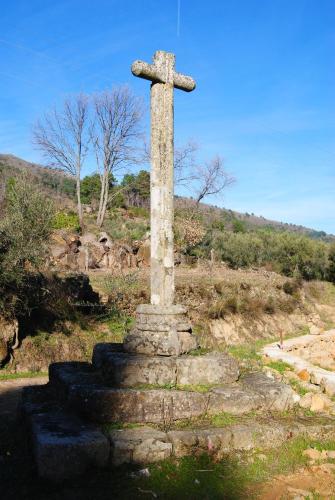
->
[174,140,198,186]
[91,87,143,227]
[33,94,89,228]
[173,142,235,207]
[193,155,235,205]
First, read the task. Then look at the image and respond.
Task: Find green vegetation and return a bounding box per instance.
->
[208,229,331,281]
[210,412,237,426]
[265,360,292,374]
[120,436,335,499]
[52,211,80,231]
[0,174,55,317]
[288,378,309,396]
[0,370,47,381]
[188,347,212,356]
[326,245,335,283]
[228,343,263,362]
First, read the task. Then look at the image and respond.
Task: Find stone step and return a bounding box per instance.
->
[36,360,299,426]
[92,343,239,387]
[107,416,335,465]
[29,411,109,481]
[69,385,208,423]
[48,361,103,399]
[21,384,110,481]
[23,384,325,478]
[45,363,298,424]
[69,377,297,424]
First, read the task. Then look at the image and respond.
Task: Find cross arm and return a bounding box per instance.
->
[173,71,196,92]
[131,60,196,92]
[131,60,160,84]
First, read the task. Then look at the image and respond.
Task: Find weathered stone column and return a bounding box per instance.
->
[124,50,197,356]
[150,51,175,306]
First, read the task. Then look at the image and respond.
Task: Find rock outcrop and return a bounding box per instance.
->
[0,316,19,365]
[49,230,150,272]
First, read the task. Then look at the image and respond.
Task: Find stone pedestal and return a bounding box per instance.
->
[123,304,198,356]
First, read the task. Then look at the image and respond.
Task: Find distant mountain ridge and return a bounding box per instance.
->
[0,153,333,241]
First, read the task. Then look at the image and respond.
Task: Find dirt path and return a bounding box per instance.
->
[0,377,47,418]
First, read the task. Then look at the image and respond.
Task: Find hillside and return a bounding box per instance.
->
[0,153,333,241]
[0,154,75,210]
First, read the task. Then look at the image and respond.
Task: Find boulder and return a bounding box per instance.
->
[320,378,335,397]
[310,393,333,413]
[299,393,314,409]
[0,316,19,365]
[137,238,150,266]
[298,369,310,382]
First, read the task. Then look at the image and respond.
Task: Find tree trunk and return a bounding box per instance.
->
[96,171,106,227]
[76,171,83,229]
[98,173,109,228]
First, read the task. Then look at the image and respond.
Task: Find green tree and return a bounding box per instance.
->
[328,243,335,282]
[0,174,54,298]
[121,170,150,207]
[232,219,247,233]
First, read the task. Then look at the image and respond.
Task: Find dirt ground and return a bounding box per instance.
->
[259,463,335,499]
[0,376,47,418]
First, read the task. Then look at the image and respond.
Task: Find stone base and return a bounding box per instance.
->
[45,362,297,424]
[92,346,239,387]
[22,385,335,476]
[123,304,198,356]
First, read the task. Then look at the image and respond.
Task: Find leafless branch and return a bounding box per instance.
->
[32,94,89,226]
[194,155,235,204]
[90,86,144,226]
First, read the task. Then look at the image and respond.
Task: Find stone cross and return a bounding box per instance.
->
[131,50,196,306]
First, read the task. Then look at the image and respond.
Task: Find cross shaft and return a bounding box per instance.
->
[131,51,195,306]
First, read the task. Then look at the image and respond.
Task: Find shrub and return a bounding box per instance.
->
[0,174,55,316]
[174,217,206,254]
[53,211,80,231]
[211,230,329,280]
[328,243,335,283]
[283,278,302,295]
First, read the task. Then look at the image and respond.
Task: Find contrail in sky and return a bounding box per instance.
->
[0,38,55,62]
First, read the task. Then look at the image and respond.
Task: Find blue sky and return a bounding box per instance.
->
[0,0,334,233]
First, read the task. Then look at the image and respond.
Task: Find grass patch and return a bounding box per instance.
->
[188,347,212,356]
[288,379,310,396]
[132,383,216,393]
[210,412,237,427]
[265,360,292,374]
[0,370,47,381]
[228,338,269,362]
[176,384,216,393]
[129,436,335,499]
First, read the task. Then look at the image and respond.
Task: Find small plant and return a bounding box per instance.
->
[210,412,237,427]
[53,211,80,231]
[265,360,292,374]
[283,278,302,295]
[288,378,309,396]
